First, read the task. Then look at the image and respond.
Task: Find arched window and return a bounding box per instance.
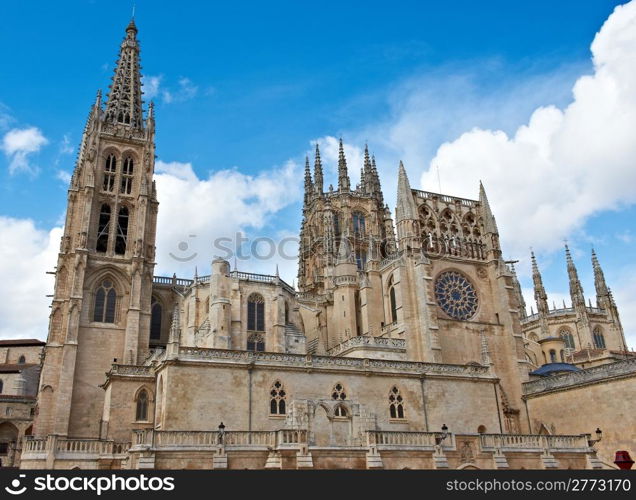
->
[560,329,575,350]
[334,404,348,418]
[269,381,286,415]
[247,293,265,332]
[120,156,134,195]
[355,248,367,270]
[389,386,405,419]
[94,279,117,323]
[247,332,265,352]
[353,212,366,237]
[135,389,149,421]
[333,212,341,237]
[18,355,25,364]
[593,327,606,349]
[150,297,162,340]
[387,276,398,324]
[115,206,129,255]
[331,383,346,401]
[549,349,557,363]
[96,204,111,252]
[103,154,116,192]
[0,380,3,394]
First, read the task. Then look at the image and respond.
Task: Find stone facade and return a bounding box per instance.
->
[17,20,635,470]
[0,339,44,467]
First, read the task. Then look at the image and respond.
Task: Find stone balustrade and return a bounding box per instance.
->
[21,436,130,460]
[132,429,309,450]
[177,346,491,379]
[328,336,406,357]
[367,430,450,449]
[479,433,589,451]
[523,358,636,396]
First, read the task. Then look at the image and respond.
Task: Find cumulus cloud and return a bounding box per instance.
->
[0,217,59,340]
[153,159,302,278]
[143,75,198,104]
[418,2,636,261]
[1,126,48,174]
[142,74,162,100]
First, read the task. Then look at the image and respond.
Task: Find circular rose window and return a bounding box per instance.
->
[434,271,478,320]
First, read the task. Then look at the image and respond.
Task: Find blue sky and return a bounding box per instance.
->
[1,0,635,345]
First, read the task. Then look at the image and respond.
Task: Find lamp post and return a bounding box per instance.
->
[218,422,226,445]
[587,428,602,447]
[435,424,449,445]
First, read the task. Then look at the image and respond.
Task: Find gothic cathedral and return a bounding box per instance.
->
[20,21,634,470]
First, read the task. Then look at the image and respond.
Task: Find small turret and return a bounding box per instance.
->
[313,143,323,194]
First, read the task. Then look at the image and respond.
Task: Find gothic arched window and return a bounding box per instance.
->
[115,206,129,255]
[388,277,398,324]
[593,327,606,349]
[96,204,111,253]
[334,404,348,417]
[150,297,162,340]
[269,380,286,415]
[247,293,265,332]
[0,379,3,394]
[247,333,265,352]
[18,355,25,364]
[120,157,134,195]
[389,386,405,419]
[103,154,117,192]
[560,329,575,350]
[135,389,149,421]
[549,349,557,363]
[353,212,366,237]
[94,279,117,323]
[355,248,367,270]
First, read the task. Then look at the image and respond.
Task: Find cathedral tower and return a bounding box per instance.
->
[35,20,158,438]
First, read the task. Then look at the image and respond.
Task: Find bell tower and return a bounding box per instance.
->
[35,19,158,438]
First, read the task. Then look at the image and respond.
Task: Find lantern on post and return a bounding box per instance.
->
[614,451,634,470]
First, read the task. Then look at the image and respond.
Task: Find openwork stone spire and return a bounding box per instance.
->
[479,181,498,235]
[531,251,549,316]
[510,262,527,319]
[396,161,416,221]
[303,156,313,205]
[313,143,323,194]
[337,138,350,192]
[105,19,144,129]
[565,245,585,308]
[591,248,610,301]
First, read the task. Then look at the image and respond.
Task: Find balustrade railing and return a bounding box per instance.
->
[22,437,130,458]
[479,434,589,451]
[366,430,446,448]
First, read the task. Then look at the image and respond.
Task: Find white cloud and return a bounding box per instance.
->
[0,217,59,340]
[142,75,198,104]
[56,170,72,184]
[153,159,302,278]
[417,1,636,259]
[59,134,74,155]
[611,268,636,350]
[1,126,49,175]
[142,74,162,100]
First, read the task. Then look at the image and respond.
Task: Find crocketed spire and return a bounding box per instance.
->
[337,138,350,191]
[565,244,586,309]
[303,156,313,205]
[104,19,144,129]
[531,251,549,316]
[313,143,323,194]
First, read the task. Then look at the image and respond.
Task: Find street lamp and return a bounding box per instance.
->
[587,428,602,447]
[435,424,449,445]
[218,422,226,445]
